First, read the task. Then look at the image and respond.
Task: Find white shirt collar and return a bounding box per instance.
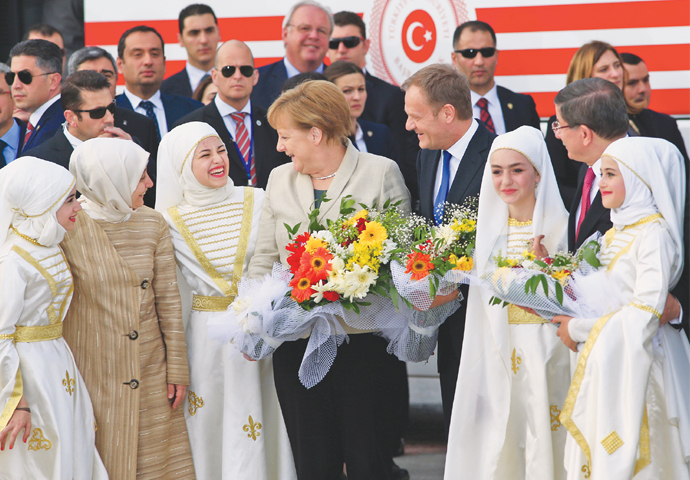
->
[63,122,83,149]
[470,84,499,109]
[215,95,252,117]
[29,94,61,127]
[185,62,212,92]
[283,57,325,78]
[123,88,164,111]
[446,119,479,161]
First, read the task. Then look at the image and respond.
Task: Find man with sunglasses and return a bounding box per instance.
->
[8,39,64,152]
[175,40,289,188]
[251,1,333,110]
[451,21,540,135]
[21,70,132,169]
[0,64,27,168]
[328,11,419,207]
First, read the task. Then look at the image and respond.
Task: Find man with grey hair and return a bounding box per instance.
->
[68,45,160,169]
[0,63,28,166]
[8,39,64,151]
[251,0,333,109]
[403,63,496,430]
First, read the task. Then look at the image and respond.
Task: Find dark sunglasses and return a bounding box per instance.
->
[221,65,254,78]
[5,70,58,86]
[72,101,116,119]
[454,47,497,59]
[329,36,362,50]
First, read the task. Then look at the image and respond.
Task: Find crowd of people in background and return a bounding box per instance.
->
[0,1,688,479]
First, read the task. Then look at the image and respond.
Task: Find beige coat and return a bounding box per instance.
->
[248,140,411,278]
[61,208,194,480]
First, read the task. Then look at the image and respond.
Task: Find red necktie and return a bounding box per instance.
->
[576,167,596,240]
[476,98,495,134]
[24,122,34,146]
[230,112,256,187]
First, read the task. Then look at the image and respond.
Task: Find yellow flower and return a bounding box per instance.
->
[454,255,473,271]
[522,250,536,261]
[358,221,387,246]
[552,270,571,284]
[451,218,476,233]
[305,237,327,253]
[348,209,369,225]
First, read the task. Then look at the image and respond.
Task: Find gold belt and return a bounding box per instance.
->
[3,323,64,343]
[507,304,549,324]
[192,295,234,312]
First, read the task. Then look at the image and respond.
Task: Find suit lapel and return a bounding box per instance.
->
[497,87,516,132]
[115,94,134,110]
[568,164,587,249]
[160,94,174,130]
[207,103,246,175]
[446,126,490,204]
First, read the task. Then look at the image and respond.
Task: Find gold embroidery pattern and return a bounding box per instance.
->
[511,348,522,374]
[243,415,262,441]
[12,245,57,297]
[233,188,255,292]
[62,370,75,395]
[28,428,52,451]
[192,295,234,312]
[582,464,591,478]
[188,391,204,416]
[630,303,661,320]
[0,333,14,340]
[601,430,624,455]
[634,407,651,475]
[508,304,549,324]
[508,218,533,227]
[14,323,63,343]
[550,405,561,431]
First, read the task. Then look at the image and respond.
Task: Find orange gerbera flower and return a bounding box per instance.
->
[299,247,333,283]
[405,252,434,281]
[290,276,315,303]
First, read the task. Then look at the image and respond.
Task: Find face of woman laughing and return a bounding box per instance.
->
[491,149,540,211]
[276,121,321,175]
[599,155,626,209]
[131,168,154,209]
[191,136,230,189]
[56,187,81,231]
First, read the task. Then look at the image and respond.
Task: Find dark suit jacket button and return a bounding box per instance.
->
[128,330,139,340]
[125,379,139,389]
[141,279,150,289]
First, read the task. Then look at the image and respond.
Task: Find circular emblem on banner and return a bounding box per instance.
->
[368,0,468,86]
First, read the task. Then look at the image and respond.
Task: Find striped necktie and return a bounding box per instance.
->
[230,112,256,186]
[476,98,495,134]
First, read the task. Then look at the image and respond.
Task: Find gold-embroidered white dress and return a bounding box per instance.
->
[562,216,690,479]
[0,234,108,480]
[445,219,570,480]
[164,187,296,480]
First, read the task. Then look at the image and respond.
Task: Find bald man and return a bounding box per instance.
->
[174,40,289,188]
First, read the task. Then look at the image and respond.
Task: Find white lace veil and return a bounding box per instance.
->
[70,138,150,223]
[155,122,236,212]
[602,137,685,287]
[0,157,75,247]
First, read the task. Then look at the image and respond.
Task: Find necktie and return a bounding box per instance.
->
[476,98,495,134]
[0,139,7,166]
[230,112,256,186]
[433,150,452,225]
[139,100,161,140]
[628,118,641,136]
[24,122,34,147]
[576,167,596,240]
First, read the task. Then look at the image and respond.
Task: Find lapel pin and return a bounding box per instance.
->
[122,120,128,125]
[367,131,373,137]
[256,119,262,126]
[507,103,514,109]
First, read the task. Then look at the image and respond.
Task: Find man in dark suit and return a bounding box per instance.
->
[451,21,540,135]
[621,52,689,163]
[115,25,202,140]
[251,1,332,110]
[161,4,221,99]
[553,77,688,338]
[8,39,64,151]
[403,64,496,430]
[328,11,419,204]
[175,40,289,188]
[0,64,26,167]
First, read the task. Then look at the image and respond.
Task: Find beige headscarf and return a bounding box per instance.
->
[0,157,75,247]
[70,138,150,223]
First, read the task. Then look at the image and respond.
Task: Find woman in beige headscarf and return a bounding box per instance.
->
[61,138,195,479]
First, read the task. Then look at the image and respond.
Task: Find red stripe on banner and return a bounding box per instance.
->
[529,92,558,118]
[496,44,690,76]
[477,0,689,33]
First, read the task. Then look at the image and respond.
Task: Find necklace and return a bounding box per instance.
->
[311,172,337,180]
[10,226,46,247]
[508,217,533,227]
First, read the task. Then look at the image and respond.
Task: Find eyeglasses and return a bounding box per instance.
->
[329,36,362,50]
[287,24,330,37]
[5,70,58,86]
[221,65,254,78]
[72,101,116,119]
[551,120,573,132]
[454,47,497,59]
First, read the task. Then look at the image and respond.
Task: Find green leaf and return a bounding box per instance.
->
[429,279,437,299]
[540,275,549,297]
[390,288,400,309]
[534,259,548,269]
[583,247,601,268]
[555,282,564,305]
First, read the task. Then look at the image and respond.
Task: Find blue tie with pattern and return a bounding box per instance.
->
[139,100,161,140]
[433,150,452,225]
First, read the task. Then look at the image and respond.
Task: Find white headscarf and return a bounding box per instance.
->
[602,137,685,287]
[0,157,75,247]
[69,138,150,223]
[475,125,569,273]
[155,122,235,211]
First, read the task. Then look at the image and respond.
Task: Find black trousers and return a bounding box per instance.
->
[273,334,394,480]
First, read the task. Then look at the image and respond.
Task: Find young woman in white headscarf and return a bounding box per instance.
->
[444,126,571,480]
[155,122,296,480]
[60,139,195,479]
[0,157,108,479]
[553,137,689,479]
